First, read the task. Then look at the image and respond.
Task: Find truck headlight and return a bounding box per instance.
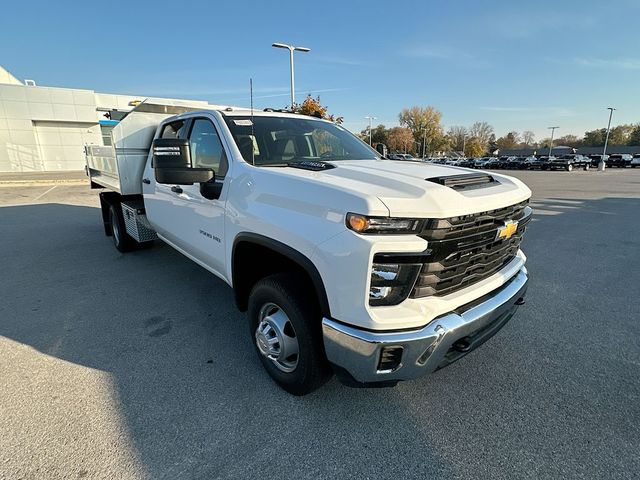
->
[369,263,422,306]
[347,213,423,235]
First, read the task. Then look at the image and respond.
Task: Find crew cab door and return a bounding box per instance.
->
[176,116,229,278]
[143,115,230,280]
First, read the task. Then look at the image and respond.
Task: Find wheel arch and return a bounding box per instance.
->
[231,233,331,318]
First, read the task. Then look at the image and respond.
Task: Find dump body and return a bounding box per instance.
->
[85,98,219,194]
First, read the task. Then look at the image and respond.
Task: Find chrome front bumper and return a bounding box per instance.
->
[322,267,528,385]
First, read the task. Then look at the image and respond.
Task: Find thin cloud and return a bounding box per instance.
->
[573,57,640,70]
[124,85,290,98]
[216,87,351,103]
[403,44,490,68]
[488,10,595,39]
[311,56,374,67]
[404,45,459,59]
[481,106,577,117]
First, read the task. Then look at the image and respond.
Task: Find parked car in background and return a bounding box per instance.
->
[505,156,528,170]
[523,156,544,170]
[548,154,587,171]
[574,154,592,169]
[588,154,609,167]
[469,157,484,168]
[631,155,640,167]
[458,158,476,168]
[537,156,555,170]
[607,154,633,167]
[474,157,493,168]
[483,158,501,169]
[493,156,513,169]
[548,154,591,171]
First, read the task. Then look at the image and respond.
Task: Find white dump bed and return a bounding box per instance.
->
[85,98,225,195]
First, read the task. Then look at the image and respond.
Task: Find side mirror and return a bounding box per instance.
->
[375,143,388,158]
[152,138,214,185]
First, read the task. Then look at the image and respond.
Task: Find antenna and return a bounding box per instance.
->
[250,78,255,165]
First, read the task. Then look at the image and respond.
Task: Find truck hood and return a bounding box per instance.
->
[279,159,531,217]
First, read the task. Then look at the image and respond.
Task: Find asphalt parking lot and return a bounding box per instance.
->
[1,169,639,479]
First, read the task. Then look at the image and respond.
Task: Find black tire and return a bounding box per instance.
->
[248,273,332,395]
[109,204,136,253]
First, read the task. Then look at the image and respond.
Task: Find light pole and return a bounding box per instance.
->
[462,134,466,157]
[365,116,377,145]
[600,107,616,171]
[272,42,310,109]
[422,127,427,158]
[548,126,559,158]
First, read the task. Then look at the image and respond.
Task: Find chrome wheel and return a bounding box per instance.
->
[255,302,299,373]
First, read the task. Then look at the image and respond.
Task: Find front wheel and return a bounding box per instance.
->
[248,273,332,395]
[566,164,573,172]
[584,164,590,171]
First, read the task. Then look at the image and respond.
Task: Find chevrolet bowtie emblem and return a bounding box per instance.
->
[496,220,518,240]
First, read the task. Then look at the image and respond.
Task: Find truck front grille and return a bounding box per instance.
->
[411,200,531,298]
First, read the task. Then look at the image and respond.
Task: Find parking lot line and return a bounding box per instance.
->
[33,185,57,201]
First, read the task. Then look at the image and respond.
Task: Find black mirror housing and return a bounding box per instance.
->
[376,143,388,158]
[152,138,214,185]
[152,138,191,169]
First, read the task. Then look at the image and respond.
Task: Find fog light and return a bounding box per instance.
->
[377,346,403,373]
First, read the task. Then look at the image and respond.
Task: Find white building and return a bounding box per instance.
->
[0,66,208,172]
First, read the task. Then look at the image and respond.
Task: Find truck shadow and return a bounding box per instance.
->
[1,198,639,479]
[0,203,451,479]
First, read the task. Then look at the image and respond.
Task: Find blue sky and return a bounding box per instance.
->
[2,0,639,140]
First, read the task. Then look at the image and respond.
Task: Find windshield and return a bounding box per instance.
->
[223,115,379,166]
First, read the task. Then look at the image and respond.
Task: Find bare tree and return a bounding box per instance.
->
[522,130,535,146]
[446,125,468,152]
[468,122,494,144]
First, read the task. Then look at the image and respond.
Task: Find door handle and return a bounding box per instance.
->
[171,186,183,194]
[142,178,151,184]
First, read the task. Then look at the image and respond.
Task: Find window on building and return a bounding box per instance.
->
[100,125,114,146]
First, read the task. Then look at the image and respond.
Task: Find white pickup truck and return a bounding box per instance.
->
[86,99,532,395]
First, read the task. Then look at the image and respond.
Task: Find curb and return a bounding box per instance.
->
[0,179,87,186]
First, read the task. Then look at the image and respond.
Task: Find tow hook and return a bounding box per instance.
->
[515,297,526,306]
[452,337,472,353]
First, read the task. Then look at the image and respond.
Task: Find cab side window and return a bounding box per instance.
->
[189,119,228,177]
[160,120,186,139]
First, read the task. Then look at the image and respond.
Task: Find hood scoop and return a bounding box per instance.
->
[426,173,498,190]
